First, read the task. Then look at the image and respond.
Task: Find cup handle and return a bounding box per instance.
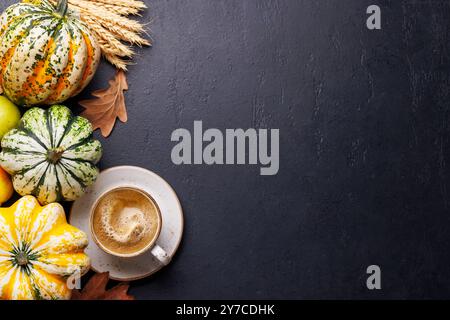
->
[151,244,171,265]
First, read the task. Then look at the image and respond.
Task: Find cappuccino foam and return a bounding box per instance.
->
[93,189,160,255]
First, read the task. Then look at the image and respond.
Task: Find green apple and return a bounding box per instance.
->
[0,95,21,140]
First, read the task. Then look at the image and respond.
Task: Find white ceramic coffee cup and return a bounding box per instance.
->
[90,186,171,265]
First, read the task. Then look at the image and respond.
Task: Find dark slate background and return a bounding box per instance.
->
[2,0,450,299]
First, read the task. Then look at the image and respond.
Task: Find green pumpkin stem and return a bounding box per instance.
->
[56,0,69,17]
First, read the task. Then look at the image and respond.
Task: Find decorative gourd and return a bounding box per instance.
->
[0,0,101,106]
[0,196,89,300]
[0,105,102,205]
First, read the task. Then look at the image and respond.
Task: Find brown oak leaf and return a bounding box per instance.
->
[80,70,128,137]
[71,272,135,300]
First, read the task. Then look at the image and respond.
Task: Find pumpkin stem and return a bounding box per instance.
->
[16,252,28,266]
[56,0,69,17]
[47,148,65,164]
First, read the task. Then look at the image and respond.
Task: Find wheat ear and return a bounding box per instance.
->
[88,0,147,10]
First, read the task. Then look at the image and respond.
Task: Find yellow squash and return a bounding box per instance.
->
[0,196,89,300]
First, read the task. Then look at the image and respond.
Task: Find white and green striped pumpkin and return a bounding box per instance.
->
[0,105,102,205]
[0,0,101,106]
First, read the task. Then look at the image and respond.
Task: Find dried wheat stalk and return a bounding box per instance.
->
[85,2,141,16]
[102,53,129,71]
[89,0,147,10]
[84,16,135,57]
[49,0,150,70]
[71,0,145,33]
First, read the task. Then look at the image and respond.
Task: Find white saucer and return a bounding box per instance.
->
[70,166,184,281]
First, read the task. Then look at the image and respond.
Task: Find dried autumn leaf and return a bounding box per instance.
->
[71,272,135,300]
[80,70,128,137]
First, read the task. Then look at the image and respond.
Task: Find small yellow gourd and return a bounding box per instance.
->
[0,196,89,300]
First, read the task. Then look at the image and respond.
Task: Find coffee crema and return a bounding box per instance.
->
[92,188,161,256]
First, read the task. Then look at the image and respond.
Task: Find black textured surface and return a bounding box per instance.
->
[2,0,450,299]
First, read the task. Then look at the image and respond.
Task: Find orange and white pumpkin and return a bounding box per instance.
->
[0,0,101,106]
